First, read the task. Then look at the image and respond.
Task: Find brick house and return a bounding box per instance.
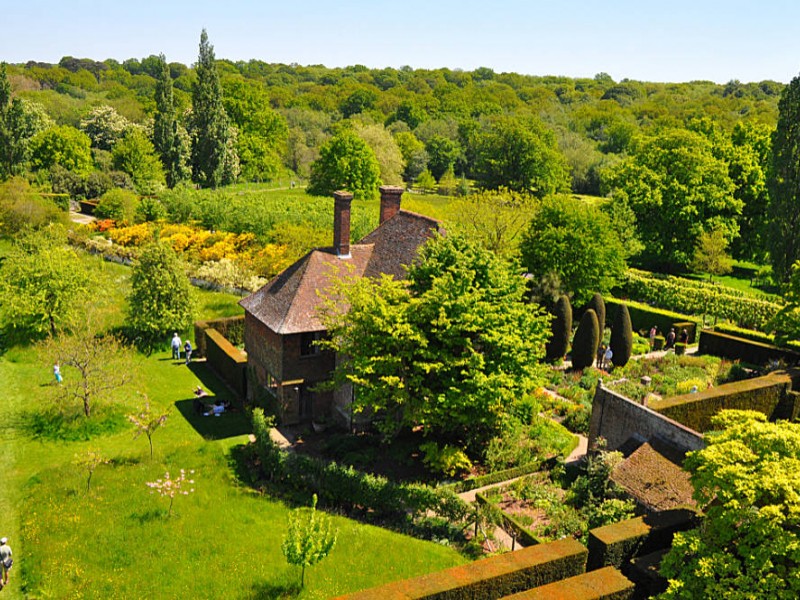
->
[239,186,443,425]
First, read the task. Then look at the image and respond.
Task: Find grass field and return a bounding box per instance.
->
[0,251,465,599]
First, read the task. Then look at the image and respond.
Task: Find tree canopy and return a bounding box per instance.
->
[320,233,551,455]
[660,410,800,599]
[307,129,381,199]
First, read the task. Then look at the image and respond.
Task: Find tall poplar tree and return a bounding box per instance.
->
[190,30,238,188]
[153,54,189,188]
[0,62,28,179]
[769,73,800,283]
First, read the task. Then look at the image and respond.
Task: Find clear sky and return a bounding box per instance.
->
[3,0,800,84]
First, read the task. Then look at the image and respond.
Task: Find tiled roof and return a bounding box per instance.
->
[611,440,696,512]
[239,210,441,334]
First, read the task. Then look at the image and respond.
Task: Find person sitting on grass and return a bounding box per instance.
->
[204,400,225,417]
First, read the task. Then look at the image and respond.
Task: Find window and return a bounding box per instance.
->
[300,331,323,356]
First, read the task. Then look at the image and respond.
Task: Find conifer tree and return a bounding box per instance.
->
[571,308,599,370]
[545,294,572,362]
[0,62,28,179]
[190,30,238,188]
[153,54,190,187]
[769,73,800,282]
[610,303,633,367]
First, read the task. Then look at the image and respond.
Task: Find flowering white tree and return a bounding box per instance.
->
[146,469,195,517]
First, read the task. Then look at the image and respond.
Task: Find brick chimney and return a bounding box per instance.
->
[379,185,403,225]
[333,190,353,259]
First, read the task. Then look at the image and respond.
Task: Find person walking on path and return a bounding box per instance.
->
[665,328,676,350]
[171,332,182,361]
[0,537,12,590]
[53,363,62,384]
[603,345,613,370]
[184,340,193,365]
[679,328,689,344]
[649,326,657,350]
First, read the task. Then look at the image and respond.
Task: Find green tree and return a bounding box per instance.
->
[602,129,740,270]
[585,292,606,335]
[307,130,380,199]
[768,261,800,344]
[190,29,238,188]
[571,308,599,371]
[0,63,47,179]
[425,135,461,180]
[354,122,404,186]
[320,233,551,454]
[153,54,191,188]
[610,303,632,367]
[112,128,165,195]
[282,494,337,588]
[660,410,800,599]
[546,294,572,363]
[769,73,800,282]
[39,315,135,418]
[95,188,140,223]
[0,176,66,236]
[393,130,428,183]
[0,226,93,340]
[29,125,93,177]
[414,168,436,193]
[690,227,733,281]
[474,117,570,197]
[126,241,195,350]
[520,196,627,306]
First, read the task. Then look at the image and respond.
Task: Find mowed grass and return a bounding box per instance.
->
[1,252,465,599]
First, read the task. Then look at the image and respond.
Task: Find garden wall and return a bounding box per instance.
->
[588,385,705,455]
[204,328,247,400]
[333,538,588,600]
[193,315,245,358]
[698,329,800,366]
[648,370,800,432]
[502,567,633,600]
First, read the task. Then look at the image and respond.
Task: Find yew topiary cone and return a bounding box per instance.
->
[572,308,599,370]
[611,303,633,367]
[546,294,572,362]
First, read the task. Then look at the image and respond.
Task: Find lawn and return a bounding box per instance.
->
[0,253,465,599]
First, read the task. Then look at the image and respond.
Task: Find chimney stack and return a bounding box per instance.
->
[333,190,353,259]
[379,185,403,225]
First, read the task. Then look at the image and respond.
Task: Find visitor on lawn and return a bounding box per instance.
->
[171,332,182,360]
[0,537,12,590]
[53,363,62,384]
[184,340,192,365]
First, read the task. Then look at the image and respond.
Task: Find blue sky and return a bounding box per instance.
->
[3,0,800,83]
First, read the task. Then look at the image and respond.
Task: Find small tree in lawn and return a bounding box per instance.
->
[571,308,599,370]
[146,469,195,517]
[128,398,170,459]
[610,303,633,367]
[690,227,733,282]
[282,494,337,588]
[75,449,110,493]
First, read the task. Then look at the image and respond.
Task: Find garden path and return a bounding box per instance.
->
[69,210,95,225]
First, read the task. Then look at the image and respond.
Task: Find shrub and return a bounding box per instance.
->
[572,309,599,370]
[585,292,606,330]
[610,303,633,367]
[546,294,572,362]
[674,342,687,355]
[419,442,473,477]
[95,188,140,224]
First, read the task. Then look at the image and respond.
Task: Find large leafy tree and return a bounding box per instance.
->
[602,129,740,270]
[320,233,551,454]
[307,129,381,199]
[79,105,130,150]
[520,195,628,306]
[112,128,166,195]
[190,29,238,188]
[660,410,800,599]
[474,117,570,197]
[29,125,94,177]
[769,73,800,282]
[0,226,93,340]
[153,54,190,187]
[126,241,195,350]
[0,62,45,179]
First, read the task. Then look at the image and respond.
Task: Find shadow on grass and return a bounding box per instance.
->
[244,569,302,599]
[129,508,166,524]
[23,407,128,442]
[174,399,250,441]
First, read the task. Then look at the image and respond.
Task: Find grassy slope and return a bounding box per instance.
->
[0,251,464,599]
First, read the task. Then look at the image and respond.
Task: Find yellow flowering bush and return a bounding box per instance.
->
[108,223,153,247]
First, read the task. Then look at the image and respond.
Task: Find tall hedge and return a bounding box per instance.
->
[546,294,572,362]
[572,308,600,370]
[610,303,633,367]
[586,292,606,330]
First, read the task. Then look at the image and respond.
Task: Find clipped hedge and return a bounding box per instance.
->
[605,298,699,343]
[698,329,800,367]
[617,269,781,330]
[546,295,572,362]
[648,368,798,431]
[205,328,247,399]
[333,538,588,600]
[586,509,699,572]
[572,309,600,370]
[712,322,800,352]
[503,566,634,600]
[443,461,545,494]
[193,315,245,358]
